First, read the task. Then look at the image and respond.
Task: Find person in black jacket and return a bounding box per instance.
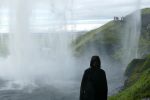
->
[80,56,108,100]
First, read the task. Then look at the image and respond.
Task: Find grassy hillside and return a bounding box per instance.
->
[73,21,122,49]
[73,8,150,99]
[73,8,150,59]
[109,55,150,100]
[73,20,122,50]
[72,20,124,60]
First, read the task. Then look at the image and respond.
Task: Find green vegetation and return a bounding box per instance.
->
[72,8,150,60]
[73,21,122,50]
[72,8,150,100]
[138,8,150,56]
[72,20,124,58]
[142,8,150,15]
[109,55,150,100]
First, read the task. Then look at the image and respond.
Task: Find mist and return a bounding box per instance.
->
[0,0,143,99]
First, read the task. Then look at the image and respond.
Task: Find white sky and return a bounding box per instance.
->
[0,0,150,32]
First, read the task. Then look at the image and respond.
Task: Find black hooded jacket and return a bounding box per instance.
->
[80,67,108,100]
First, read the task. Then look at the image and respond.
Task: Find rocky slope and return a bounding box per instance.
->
[109,55,150,100]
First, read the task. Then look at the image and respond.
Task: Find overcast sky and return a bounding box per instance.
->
[71,0,150,22]
[66,0,150,30]
[0,0,150,32]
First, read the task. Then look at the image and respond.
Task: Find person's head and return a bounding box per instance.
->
[90,56,101,69]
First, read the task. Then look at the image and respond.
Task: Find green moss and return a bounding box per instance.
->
[140,55,150,73]
[125,59,146,77]
[139,37,150,55]
[109,69,150,100]
[109,56,150,100]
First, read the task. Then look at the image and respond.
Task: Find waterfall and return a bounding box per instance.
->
[0,0,142,99]
[0,0,76,86]
[121,0,141,67]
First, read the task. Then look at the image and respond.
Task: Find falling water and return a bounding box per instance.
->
[121,0,141,66]
[0,0,78,97]
[0,0,142,99]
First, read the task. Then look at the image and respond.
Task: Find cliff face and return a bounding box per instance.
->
[139,8,150,56]
[109,55,150,100]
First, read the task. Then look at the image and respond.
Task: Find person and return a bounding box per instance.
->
[80,56,108,100]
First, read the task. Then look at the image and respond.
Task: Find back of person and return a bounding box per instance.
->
[80,56,108,100]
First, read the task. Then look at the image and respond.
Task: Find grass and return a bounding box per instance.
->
[109,69,150,100]
[109,56,150,100]
[72,20,123,55]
